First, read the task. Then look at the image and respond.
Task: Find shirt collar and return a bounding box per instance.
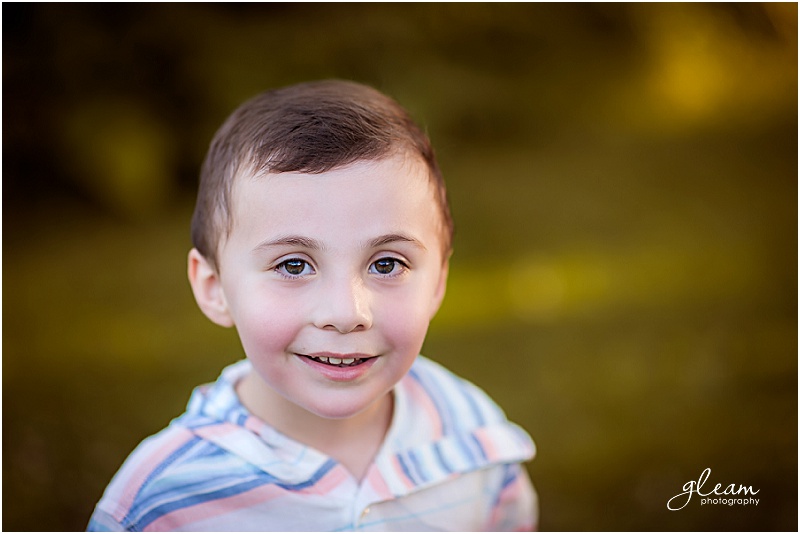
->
[181,358,534,494]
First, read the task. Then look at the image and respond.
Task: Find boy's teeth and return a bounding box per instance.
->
[307,355,364,366]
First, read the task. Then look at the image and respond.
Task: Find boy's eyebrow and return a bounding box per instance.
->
[367,233,427,251]
[253,235,324,253]
[252,233,426,253]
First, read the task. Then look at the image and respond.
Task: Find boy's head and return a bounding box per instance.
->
[187,81,453,425]
[191,80,453,271]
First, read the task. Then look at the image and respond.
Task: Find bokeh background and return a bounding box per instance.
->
[3,3,797,531]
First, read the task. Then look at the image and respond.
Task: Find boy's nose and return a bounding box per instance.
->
[312,275,373,333]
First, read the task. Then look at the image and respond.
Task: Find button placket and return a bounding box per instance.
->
[355,506,371,530]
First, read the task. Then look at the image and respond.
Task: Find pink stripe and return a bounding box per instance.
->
[110,427,198,521]
[145,480,286,531]
[485,470,534,531]
[473,427,499,461]
[366,465,394,500]
[243,416,263,435]
[402,376,443,440]
[297,464,350,496]
[193,423,238,439]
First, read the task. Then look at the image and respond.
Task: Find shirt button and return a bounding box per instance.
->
[361,507,371,519]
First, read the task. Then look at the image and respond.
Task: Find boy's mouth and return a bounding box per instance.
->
[301,354,371,368]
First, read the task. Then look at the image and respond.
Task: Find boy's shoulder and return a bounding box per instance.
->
[88,419,218,531]
[87,362,284,531]
[391,355,535,464]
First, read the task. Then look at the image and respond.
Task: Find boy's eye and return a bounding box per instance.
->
[370,258,405,275]
[277,259,313,277]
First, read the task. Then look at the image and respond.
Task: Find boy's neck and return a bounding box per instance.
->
[235,368,394,482]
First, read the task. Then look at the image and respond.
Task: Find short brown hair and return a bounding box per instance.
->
[191,80,453,270]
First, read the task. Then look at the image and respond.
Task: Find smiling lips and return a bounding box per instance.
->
[301,353,373,367]
[296,352,379,381]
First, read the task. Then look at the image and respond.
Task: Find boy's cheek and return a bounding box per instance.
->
[235,305,304,353]
[376,303,433,350]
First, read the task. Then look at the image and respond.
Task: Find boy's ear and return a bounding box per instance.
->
[187,248,234,327]
[429,257,450,319]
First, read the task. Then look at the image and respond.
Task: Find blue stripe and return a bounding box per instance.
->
[469,433,489,462]
[133,460,337,529]
[453,433,477,466]
[136,475,269,529]
[488,464,520,509]
[202,445,230,460]
[433,442,454,474]
[125,436,203,525]
[395,454,416,485]
[279,458,337,491]
[407,449,430,484]
[181,418,218,430]
[501,463,519,489]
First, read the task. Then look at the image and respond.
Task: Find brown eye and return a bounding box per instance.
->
[285,260,304,275]
[372,258,398,275]
[375,259,395,274]
[279,259,310,277]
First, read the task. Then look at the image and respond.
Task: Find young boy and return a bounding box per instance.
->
[88,80,537,531]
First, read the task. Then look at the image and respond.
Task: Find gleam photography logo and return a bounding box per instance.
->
[667,468,760,511]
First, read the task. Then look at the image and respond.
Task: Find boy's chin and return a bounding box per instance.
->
[299,391,391,421]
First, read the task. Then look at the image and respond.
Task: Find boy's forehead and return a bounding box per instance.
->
[217,154,449,263]
[231,155,437,210]
[229,155,441,230]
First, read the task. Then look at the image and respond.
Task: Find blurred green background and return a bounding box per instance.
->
[3,3,797,531]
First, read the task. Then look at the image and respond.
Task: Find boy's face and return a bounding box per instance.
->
[190,154,448,422]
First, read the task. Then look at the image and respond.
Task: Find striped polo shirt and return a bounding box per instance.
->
[88,356,537,531]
